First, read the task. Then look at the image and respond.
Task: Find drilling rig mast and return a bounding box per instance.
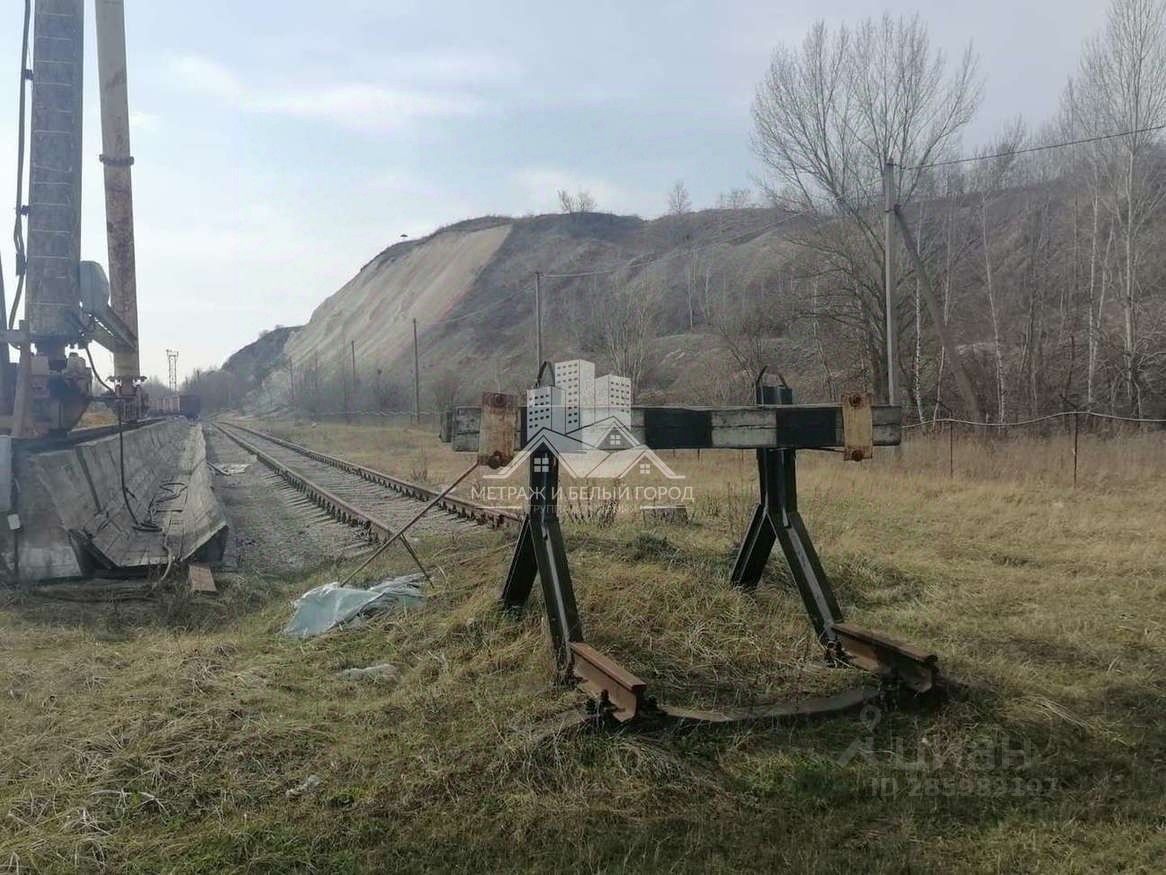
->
[3,0,145,438]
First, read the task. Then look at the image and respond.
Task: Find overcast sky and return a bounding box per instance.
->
[0,0,1108,382]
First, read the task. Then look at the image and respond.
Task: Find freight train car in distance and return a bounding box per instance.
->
[156,393,202,420]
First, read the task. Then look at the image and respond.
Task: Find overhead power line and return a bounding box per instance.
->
[904,122,1166,171]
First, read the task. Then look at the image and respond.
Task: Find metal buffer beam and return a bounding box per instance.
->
[448,403,903,454]
[462,377,938,727]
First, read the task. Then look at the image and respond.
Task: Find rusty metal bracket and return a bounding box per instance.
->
[570,642,652,723]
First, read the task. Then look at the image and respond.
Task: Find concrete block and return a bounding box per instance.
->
[1,420,228,584]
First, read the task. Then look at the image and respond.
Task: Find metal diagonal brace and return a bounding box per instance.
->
[729,379,843,643]
[500,368,584,680]
[501,445,583,680]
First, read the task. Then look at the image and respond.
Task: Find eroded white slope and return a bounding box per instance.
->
[283,223,512,378]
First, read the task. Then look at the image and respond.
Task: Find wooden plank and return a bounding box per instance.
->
[841,393,874,461]
[478,393,520,468]
[709,409,776,448]
[188,562,217,594]
[777,406,839,448]
[636,407,712,448]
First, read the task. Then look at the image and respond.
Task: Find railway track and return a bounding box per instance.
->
[213,421,517,548]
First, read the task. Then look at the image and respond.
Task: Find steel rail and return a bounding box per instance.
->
[214,422,406,542]
[217,420,518,528]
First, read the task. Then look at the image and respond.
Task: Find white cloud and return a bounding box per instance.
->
[386,51,522,85]
[259,83,482,130]
[169,54,244,101]
[166,53,486,132]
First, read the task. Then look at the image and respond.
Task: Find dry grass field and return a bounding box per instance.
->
[1,420,1163,872]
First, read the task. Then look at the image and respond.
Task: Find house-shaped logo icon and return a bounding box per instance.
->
[483,361,684,482]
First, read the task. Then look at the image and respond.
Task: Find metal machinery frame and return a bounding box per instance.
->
[2,0,145,439]
[451,368,940,729]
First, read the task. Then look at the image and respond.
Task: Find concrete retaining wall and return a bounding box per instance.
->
[3,420,228,582]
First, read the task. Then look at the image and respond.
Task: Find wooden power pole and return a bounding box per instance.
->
[882,159,898,406]
[893,205,983,423]
[534,271,543,374]
[413,318,421,424]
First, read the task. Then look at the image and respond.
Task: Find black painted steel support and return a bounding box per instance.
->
[500,444,583,680]
[729,380,843,643]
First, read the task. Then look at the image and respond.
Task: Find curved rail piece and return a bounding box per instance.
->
[218,420,518,528]
[567,640,890,730]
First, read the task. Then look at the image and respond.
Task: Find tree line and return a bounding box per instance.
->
[742,0,1166,421]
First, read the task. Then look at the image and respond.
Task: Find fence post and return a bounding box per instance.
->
[949,419,954,478]
[1073,411,1079,488]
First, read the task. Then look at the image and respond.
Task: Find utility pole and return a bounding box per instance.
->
[534,271,543,373]
[882,159,898,406]
[166,349,179,394]
[413,318,421,424]
[893,204,983,423]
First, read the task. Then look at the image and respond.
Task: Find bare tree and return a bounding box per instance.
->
[667,180,692,215]
[716,188,754,209]
[972,121,1027,421]
[558,188,598,214]
[1075,0,1166,415]
[751,13,981,401]
[597,276,659,392]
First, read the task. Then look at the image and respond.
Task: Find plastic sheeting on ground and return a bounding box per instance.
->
[282,573,426,638]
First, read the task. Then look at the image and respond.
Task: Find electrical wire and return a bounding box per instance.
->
[84,345,113,392]
[423,286,529,326]
[903,122,1166,171]
[115,403,161,533]
[902,410,1166,429]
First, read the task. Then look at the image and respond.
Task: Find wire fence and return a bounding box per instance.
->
[900,410,1166,488]
[276,404,1164,492]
